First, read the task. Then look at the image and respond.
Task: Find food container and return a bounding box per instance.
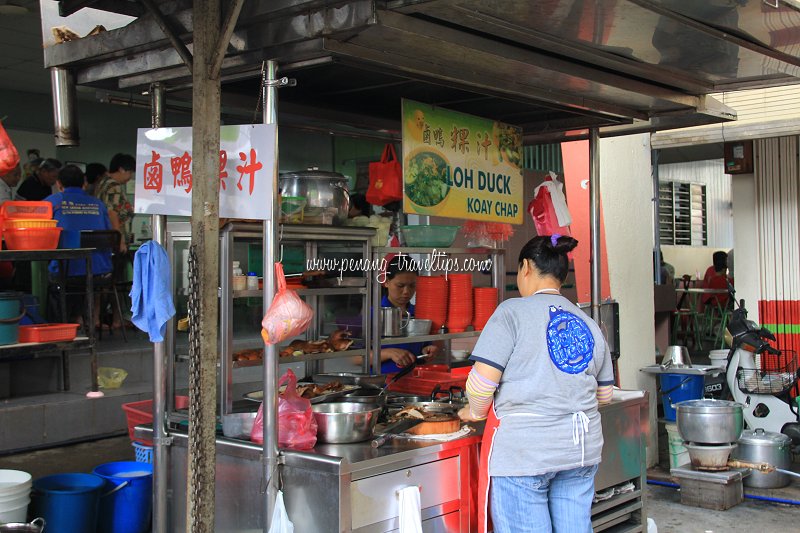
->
[732,428,792,488]
[676,399,743,444]
[4,227,62,250]
[279,170,350,225]
[405,318,432,336]
[311,402,381,443]
[222,412,258,440]
[280,196,307,223]
[401,225,458,247]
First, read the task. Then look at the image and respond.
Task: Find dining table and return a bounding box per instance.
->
[675,287,731,348]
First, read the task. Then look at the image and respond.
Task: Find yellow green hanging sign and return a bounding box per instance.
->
[401,99,523,224]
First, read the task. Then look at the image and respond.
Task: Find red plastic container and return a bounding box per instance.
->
[18,323,80,343]
[0,201,52,220]
[122,396,190,445]
[4,227,62,250]
[386,367,467,396]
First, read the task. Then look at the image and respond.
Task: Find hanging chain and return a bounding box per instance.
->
[251,61,266,124]
[186,244,208,532]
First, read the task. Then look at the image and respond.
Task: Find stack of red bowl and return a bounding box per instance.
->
[473,287,499,331]
[414,276,448,332]
[447,274,473,332]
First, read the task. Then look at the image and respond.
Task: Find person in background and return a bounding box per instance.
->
[15,158,62,201]
[460,234,614,533]
[702,250,731,309]
[378,256,439,372]
[348,193,372,218]
[0,164,22,205]
[84,162,108,196]
[95,153,135,253]
[45,165,113,325]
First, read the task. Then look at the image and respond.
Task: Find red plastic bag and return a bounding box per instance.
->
[261,263,313,345]
[251,369,318,450]
[528,183,571,238]
[0,120,20,176]
[366,143,403,206]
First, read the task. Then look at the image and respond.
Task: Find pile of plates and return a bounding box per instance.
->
[473,287,499,331]
[415,276,448,331]
[447,274,473,332]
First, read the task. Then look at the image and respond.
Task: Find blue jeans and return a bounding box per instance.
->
[490,464,598,533]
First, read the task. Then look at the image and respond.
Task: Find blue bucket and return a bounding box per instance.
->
[659,373,704,421]
[31,473,104,533]
[92,461,153,533]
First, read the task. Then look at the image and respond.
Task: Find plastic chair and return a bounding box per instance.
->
[672,275,703,348]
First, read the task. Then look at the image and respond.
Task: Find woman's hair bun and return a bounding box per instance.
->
[552,235,579,254]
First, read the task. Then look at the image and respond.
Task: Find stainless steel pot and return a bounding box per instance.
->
[676,399,743,444]
[311,402,382,443]
[381,307,409,337]
[279,169,350,224]
[0,518,45,533]
[732,428,792,488]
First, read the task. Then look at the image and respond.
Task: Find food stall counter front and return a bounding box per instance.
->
[136,393,647,532]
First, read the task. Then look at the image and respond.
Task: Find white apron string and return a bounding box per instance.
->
[571,411,590,466]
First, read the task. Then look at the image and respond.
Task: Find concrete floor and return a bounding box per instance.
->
[2,436,800,532]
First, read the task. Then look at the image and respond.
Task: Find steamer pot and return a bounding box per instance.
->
[279,170,349,224]
[676,399,743,444]
[732,428,792,488]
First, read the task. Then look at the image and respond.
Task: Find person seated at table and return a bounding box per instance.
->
[44,165,113,325]
[702,251,732,309]
[378,256,440,373]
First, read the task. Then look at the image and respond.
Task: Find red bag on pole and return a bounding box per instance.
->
[366,143,403,206]
[0,121,20,175]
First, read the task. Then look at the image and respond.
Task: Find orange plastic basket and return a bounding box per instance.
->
[4,227,62,250]
[386,367,467,396]
[18,323,80,343]
[0,201,52,220]
[122,396,190,445]
[4,219,58,229]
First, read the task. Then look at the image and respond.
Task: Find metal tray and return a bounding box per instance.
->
[243,383,359,404]
[313,372,386,389]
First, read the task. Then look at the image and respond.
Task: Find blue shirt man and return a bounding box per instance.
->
[45,165,113,277]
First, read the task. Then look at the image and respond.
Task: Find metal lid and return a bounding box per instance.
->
[674,398,743,414]
[738,428,792,447]
[279,169,347,181]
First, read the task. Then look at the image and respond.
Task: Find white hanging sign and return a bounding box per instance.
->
[134,124,276,219]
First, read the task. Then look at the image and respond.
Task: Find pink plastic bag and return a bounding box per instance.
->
[0,121,20,176]
[528,183,571,238]
[251,369,318,450]
[261,263,313,345]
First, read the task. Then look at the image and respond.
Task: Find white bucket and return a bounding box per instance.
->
[0,470,32,495]
[666,423,689,469]
[0,470,32,523]
[709,349,729,369]
[0,498,31,523]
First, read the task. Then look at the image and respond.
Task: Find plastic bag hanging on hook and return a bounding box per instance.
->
[261,262,313,345]
[268,490,294,533]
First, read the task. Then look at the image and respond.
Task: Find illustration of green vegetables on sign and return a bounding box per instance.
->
[401,99,523,224]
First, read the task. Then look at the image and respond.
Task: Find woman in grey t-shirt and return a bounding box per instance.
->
[460,234,614,533]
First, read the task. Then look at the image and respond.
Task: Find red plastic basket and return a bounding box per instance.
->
[122,396,190,445]
[386,366,467,396]
[0,201,52,220]
[4,227,62,250]
[18,323,80,343]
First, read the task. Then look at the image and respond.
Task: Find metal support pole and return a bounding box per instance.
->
[652,149,662,285]
[187,1,221,530]
[150,82,169,533]
[589,128,601,323]
[263,60,280,531]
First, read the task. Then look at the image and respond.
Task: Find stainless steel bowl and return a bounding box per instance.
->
[0,518,45,533]
[676,399,743,444]
[312,402,382,443]
[662,345,692,369]
[279,170,350,224]
[221,412,258,440]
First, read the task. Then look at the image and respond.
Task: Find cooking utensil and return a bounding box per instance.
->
[684,443,737,471]
[313,373,386,389]
[0,518,45,533]
[405,318,432,336]
[676,399,743,444]
[312,402,382,444]
[732,428,793,488]
[339,388,387,405]
[279,169,350,224]
[391,401,459,415]
[243,383,359,404]
[381,307,410,337]
[221,411,258,439]
[661,345,692,369]
[371,418,424,448]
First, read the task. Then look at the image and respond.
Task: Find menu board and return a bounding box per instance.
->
[401,99,523,224]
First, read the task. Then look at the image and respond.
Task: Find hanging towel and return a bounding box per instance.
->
[130,241,176,342]
[397,485,423,533]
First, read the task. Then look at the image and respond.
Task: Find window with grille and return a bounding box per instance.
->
[658,181,707,246]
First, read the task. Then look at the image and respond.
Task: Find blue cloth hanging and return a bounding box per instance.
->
[130,241,176,342]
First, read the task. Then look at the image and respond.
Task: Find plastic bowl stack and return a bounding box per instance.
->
[1,201,61,250]
[446,274,473,332]
[473,287,499,331]
[414,276,448,332]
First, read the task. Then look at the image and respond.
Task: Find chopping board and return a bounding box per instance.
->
[404,414,461,435]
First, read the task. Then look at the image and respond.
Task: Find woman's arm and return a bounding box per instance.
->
[597,385,613,404]
[459,361,502,421]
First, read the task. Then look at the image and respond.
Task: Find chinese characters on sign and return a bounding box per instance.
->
[401,99,523,224]
[134,124,276,219]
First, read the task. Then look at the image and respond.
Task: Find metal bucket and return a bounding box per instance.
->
[0,518,45,532]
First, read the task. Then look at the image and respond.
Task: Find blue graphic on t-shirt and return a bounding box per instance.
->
[546,305,594,374]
